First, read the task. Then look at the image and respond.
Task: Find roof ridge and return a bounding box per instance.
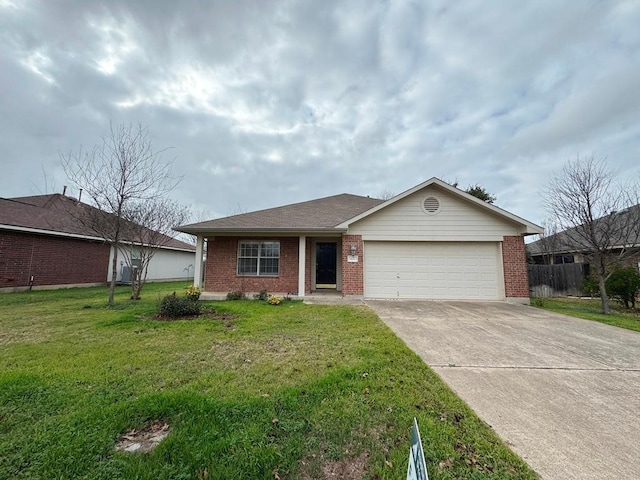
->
[177,192,384,232]
[206,192,377,222]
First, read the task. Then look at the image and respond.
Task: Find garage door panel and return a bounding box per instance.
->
[364,241,501,300]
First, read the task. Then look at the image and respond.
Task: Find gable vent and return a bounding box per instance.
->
[422,196,440,214]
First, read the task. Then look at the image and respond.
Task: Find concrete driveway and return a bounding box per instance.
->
[367,300,640,480]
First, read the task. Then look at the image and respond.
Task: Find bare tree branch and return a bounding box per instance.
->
[543,154,640,313]
[121,198,191,299]
[60,122,182,305]
[376,189,395,201]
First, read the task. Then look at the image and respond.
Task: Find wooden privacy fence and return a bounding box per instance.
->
[528,264,588,297]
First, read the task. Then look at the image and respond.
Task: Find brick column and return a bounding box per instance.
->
[342,235,364,296]
[502,235,530,304]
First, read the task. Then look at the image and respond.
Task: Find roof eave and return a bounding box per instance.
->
[0,223,105,242]
[174,226,347,236]
[1,223,195,252]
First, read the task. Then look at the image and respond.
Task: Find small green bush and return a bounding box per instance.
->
[253,289,268,301]
[159,293,201,318]
[580,277,600,297]
[606,267,640,309]
[226,291,246,301]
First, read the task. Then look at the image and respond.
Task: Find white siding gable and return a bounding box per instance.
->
[348,185,522,241]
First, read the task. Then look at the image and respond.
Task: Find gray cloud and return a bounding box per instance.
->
[1,0,639,225]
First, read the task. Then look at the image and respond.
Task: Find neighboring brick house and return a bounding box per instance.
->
[0,194,195,292]
[527,204,640,271]
[177,178,542,304]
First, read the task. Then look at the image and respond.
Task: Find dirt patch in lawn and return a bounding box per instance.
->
[301,452,370,480]
[115,420,170,453]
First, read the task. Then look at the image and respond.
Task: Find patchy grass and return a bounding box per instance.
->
[0,283,537,479]
[532,297,640,332]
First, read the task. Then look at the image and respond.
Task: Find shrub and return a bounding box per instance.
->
[184,285,201,301]
[253,289,268,301]
[580,277,600,297]
[606,267,640,309]
[159,293,201,318]
[267,294,282,305]
[226,291,246,301]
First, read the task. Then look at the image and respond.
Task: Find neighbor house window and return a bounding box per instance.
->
[237,241,280,276]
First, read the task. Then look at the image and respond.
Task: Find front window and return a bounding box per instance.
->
[237,241,280,276]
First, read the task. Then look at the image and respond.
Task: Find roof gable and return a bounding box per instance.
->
[337,177,543,235]
[346,183,527,241]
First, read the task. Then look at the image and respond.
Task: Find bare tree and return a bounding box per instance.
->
[544,155,640,313]
[377,189,395,200]
[61,123,180,305]
[536,218,561,264]
[121,198,191,300]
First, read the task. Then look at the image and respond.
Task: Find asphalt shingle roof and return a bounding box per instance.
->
[527,204,640,255]
[177,194,385,233]
[0,194,194,251]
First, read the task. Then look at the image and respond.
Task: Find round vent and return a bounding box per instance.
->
[422,196,440,214]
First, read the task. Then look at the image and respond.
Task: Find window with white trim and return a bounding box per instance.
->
[237,241,280,276]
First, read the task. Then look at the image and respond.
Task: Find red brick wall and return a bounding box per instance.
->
[502,235,529,298]
[205,236,300,294]
[305,238,312,294]
[342,235,364,295]
[0,231,110,288]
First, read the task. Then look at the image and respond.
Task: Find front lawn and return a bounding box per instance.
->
[532,297,640,332]
[0,283,536,479]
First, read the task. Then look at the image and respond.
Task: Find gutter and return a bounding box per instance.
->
[174,227,348,236]
[0,224,195,253]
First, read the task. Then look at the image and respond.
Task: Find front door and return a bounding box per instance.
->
[316,242,337,288]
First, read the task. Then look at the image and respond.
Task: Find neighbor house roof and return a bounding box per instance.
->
[176,178,543,236]
[0,194,194,251]
[176,193,384,234]
[527,204,640,256]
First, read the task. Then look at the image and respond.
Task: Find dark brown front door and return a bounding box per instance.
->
[316,242,337,288]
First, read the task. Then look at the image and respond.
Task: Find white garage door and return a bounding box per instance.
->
[364,241,502,300]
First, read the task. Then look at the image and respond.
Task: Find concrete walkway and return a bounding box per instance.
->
[367,300,640,480]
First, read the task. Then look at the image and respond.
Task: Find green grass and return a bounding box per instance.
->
[532,297,640,332]
[0,283,537,479]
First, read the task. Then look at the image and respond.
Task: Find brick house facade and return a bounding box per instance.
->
[341,235,364,296]
[206,236,302,294]
[502,235,530,298]
[0,231,110,290]
[1,194,195,292]
[178,178,541,303]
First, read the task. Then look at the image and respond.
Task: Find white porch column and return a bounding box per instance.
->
[298,236,306,297]
[193,235,204,288]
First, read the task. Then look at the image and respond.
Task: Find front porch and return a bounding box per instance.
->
[192,234,358,298]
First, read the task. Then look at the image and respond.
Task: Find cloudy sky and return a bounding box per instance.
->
[1,0,639,225]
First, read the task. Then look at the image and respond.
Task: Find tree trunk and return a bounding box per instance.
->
[130,256,147,300]
[131,267,144,300]
[596,254,610,314]
[131,270,140,300]
[108,243,118,306]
